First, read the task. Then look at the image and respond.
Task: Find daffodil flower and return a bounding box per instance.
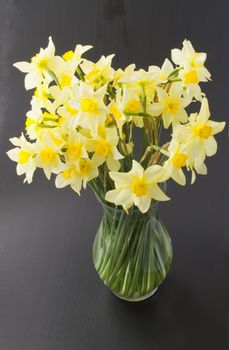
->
[34,133,64,179]
[69,82,108,132]
[150,83,190,128]
[56,158,99,194]
[7,134,36,183]
[81,55,115,89]
[62,44,93,73]
[105,160,169,213]
[13,37,59,90]
[171,39,211,101]
[114,64,136,86]
[87,128,123,171]
[148,58,174,84]
[64,131,88,164]
[161,139,187,186]
[174,98,225,160]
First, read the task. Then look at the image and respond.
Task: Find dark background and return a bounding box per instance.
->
[0,0,228,349]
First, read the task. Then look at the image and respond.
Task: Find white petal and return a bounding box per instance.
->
[171,48,182,65]
[204,136,217,156]
[24,71,42,90]
[130,160,144,177]
[208,121,225,135]
[148,103,163,116]
[148,183,170,201]
[134,196,151,213]
[171,167,186,186]
[13,61,32,73]
[197,97,210,123]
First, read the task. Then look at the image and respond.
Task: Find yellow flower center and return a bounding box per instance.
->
[125,99,142,113]
[66,105,78,116]
[183,70,199,84]
[66,143,82,160]
[85,68,100,82]
[62,50,74,61]
[165,98,180,114]
[81,98,98,113]
[94,140,111,157]
[40,149,56,163]
[18,150,31,164]
[79,159,90,175]
[63,169,72,179]
[60,74,72,87]
[109,105,122,120]
[172,152,187,169]
[32,54,48,70]
[131,178,147,197]
[193,125,212,139]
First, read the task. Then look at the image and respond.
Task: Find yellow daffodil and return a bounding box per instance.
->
[119,68,158,99]
[57,158,99,194]
[69,82,107,132]
[13,37,57,90]
[7,134,36,183]
[149,58,174,84]
[151,83,190,128]
[174,98,225,160]
[105,160,169,213]
[121,88,144,127]
[114,64,136,86]
[161,139,187,185]
[64,131,88,163]
[88,128,123,171]
[81,55,115,89]
[62,44,92,73]
[34,133,64,179]
[171,40,211,101]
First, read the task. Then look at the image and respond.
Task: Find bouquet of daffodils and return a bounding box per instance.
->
[8,38,225,213]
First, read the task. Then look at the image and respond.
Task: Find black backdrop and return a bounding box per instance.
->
[0,0,228,349]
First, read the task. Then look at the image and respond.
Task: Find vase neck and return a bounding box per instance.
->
[101,202,159,222]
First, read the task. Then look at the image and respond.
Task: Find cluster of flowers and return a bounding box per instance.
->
[8,37,225,213]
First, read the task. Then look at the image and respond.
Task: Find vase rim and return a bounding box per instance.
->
[96,196,159,214]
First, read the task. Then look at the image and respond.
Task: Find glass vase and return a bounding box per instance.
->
[92,201,173,302]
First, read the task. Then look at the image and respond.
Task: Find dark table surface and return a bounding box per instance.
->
[0,0,228,349]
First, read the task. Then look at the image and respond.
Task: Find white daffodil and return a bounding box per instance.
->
[161,139,187,186]
[34,133,64,179]
[106,87,127,131]
[88,127,123,171]
[105,160,169,213]
[69,82,108,132]
[172,39,211,81]
[114,64,136,86]
[121,88,144,127]
[171,39,211,101]
[81,55,115,89]
[60,158,99,194]
[7,134,36,183]
[62,44,93,73]
[13,37,60,90]
[64,131,88,164]
[119,68,159,99]
[148,58,174,84]
[174,98,225,160]
[150,83,190,128]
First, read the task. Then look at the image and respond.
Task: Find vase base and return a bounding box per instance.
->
[112,287,158,302]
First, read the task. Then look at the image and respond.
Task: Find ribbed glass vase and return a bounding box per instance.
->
[92,201,173,302]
